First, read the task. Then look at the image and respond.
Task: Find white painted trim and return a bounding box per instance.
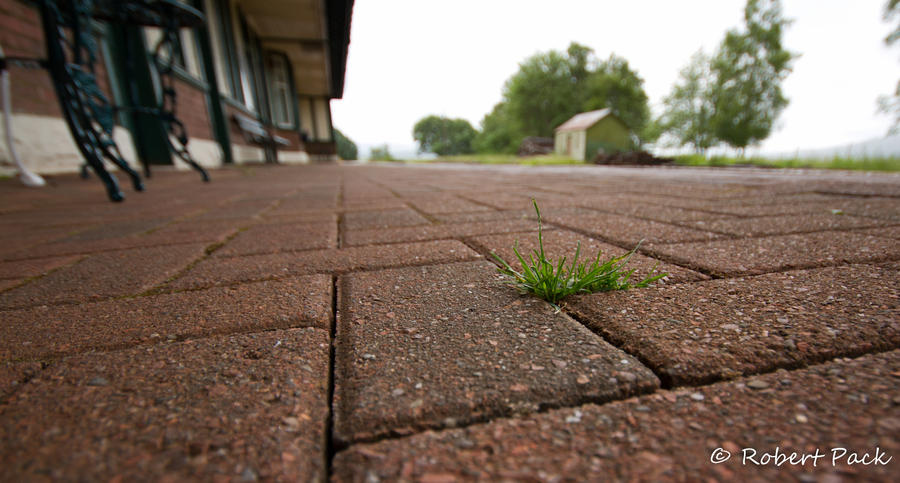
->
[277,150,310,164]
[313,98,331,141]
[173,137,223,170]
[232,144,265,163]
[0,113,138,175]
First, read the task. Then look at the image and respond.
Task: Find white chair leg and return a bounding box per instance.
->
[1,45,46,188]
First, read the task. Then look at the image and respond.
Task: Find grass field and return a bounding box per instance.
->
[672,154,900,172]
[375,153,900,172]
[404,154,582,165]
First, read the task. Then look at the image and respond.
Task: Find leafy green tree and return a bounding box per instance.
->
[584,54,653,145]
[368,144,395,161]
[880,0,900,134]
[660,50,717,153]
[412,115,477,155]
[503,49,583,139]
[334,128,358,160]
[476,42,652,153]
[710,0,796,153]
[473,102,518,153]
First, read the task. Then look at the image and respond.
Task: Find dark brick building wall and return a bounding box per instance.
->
[172,77,213,142]
[1,0,63,117]
[223,103,256,150]
[1,0,321,168]
[272,126,302,151]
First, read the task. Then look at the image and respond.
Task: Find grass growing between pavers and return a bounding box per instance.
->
[491,201,666,308]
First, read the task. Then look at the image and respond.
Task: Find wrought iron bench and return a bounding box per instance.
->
[233,113,290,163]
[11,0,211,201]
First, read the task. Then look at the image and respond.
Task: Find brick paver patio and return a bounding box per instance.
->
[1,163,898,481]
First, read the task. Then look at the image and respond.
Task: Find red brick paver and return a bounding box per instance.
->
[1,163,898,481]
[333,350,900,482]
[334,261,659,444]
[0,328,330,481]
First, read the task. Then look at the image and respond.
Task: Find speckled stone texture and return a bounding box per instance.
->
[0,275,332,361]
[332,350,900,483]
[645,230,900,276]
[568,263,900,385]
[0,361,41,401]
[334,261,660,444]
[861,225,900,240]
[0,328,330,482]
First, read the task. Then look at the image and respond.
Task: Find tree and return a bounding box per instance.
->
[368,144,395,161]
[334,128,358,160]
[412,115,477,155]
[880,0,900,134]
[660,50,717,153]
[584,54,653,145]
[476,42,653,153]
[503,49,583,139]
[473,102,518,153]
[710,0,796,153]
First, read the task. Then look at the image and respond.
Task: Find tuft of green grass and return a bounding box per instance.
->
[490,200,666,309]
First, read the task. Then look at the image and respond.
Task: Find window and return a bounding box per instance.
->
[204,0,244,104]
[266,53,294,127]
[143,1,203,80]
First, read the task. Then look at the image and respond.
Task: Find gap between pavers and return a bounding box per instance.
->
[6,219,242,260]
[341,208,432,231]
[342,219,538,247]
[333,350,900,482]
[432,210,530,225]
[679,213,888,238]
[166,240,481,291]
[467,229,708,285]
[0,275,332,362]
[859,225,900,240]
[0,328,330,482]
[333,260,660,446]
[213,222,338,257]
[191,199,279,221]
[404,196,493,215]
[645,230,900,277]
[544,210,723,247]
[567,262,900,386]
[54,219,173,243]
[0,244,208,310]
[0,255,83,281]
[579,201,738,223]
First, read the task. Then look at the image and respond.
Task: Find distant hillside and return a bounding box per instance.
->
[767,133,900,159]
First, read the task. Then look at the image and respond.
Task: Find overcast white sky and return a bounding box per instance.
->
[330,0,900,156]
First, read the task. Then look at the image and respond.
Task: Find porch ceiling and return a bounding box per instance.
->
[237,0,332,97]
